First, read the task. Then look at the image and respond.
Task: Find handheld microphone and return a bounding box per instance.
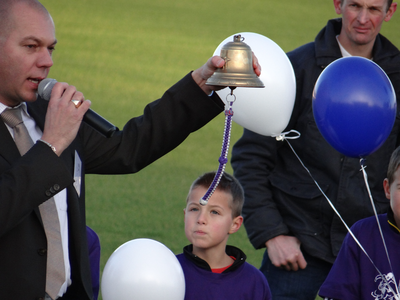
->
[38,78,118,138]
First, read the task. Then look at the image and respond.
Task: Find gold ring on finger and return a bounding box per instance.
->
[71,99,81,108]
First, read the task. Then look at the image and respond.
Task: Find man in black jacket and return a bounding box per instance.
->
[232,0,399,299]
[0,0,261,299]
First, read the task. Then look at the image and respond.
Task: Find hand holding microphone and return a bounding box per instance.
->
[38,78,118,138]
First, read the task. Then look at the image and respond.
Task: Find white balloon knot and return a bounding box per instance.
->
[273,130,301,141]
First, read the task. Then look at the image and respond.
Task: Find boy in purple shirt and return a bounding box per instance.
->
[319,146,400,300]
[177,171,272,300]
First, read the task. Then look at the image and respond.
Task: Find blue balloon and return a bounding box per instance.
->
[312,56,396,158]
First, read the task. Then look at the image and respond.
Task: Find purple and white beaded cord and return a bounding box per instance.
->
[200,90,235,206]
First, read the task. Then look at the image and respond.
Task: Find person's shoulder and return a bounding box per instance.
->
[241,261,269,281]
[176,252,186,265]
[242,261,262,272]
[352,214,383,228]
[377,34,400,57]
[287,42,315,61]
[286,41,317,72]
[374,34,400,69]
[288,42,315,57]
[348,214,386,238]
[239,262,271,298]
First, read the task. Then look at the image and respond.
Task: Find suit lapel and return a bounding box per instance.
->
[0,121,20,164]
[2,98,50,222]
[26,96,48,133]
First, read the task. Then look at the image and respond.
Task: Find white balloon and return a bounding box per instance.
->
[101,238,185,300]
[214,32,296,137]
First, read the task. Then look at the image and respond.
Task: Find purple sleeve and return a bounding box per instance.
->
[319,225,362,300]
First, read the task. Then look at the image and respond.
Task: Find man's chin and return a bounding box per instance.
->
[23,93,39,103]
[352,33,375,45]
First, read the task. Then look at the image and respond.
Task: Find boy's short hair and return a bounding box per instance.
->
[387,146,400,185]
[188,171,244,218]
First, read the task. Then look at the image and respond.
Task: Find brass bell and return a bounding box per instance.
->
[206,34,264,88]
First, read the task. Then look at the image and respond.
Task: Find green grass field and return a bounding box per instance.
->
[39,0,399,298]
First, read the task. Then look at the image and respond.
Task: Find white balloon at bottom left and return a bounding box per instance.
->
[101,238,185,300]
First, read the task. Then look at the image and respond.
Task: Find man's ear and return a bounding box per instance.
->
[333,0,343,15]
[384,2,397,22]
[229,215,243,234]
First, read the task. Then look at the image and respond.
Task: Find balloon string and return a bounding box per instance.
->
[283,137,398,295]
[200,98,234,206]
[360,159,400,296]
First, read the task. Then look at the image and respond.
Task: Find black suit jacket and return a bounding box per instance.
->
[0,73,223,300]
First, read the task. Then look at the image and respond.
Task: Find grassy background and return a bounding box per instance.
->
[39,0,399,298]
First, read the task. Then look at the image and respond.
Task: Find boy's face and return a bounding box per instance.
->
[184,186,242,254]
[383,166,400,226]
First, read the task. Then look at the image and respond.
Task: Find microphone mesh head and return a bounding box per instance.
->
[38,78,57,100]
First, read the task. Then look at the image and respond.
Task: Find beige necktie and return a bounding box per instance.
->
[1,107,65,300]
